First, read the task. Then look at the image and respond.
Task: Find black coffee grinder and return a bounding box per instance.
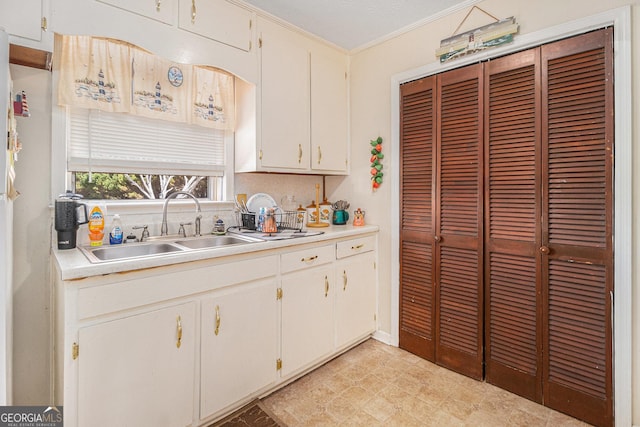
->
[55,191,89,249]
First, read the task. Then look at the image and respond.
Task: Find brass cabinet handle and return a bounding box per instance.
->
[318,146,322,164]
[351,244,364,250]
[301,255,318,263]
[343,270,348,291]
[324,276,329,298]
[176,316,182,348]
[298,144,303,163]
[191,0,197,23]
[156,0,161,12]
[214,305,221,336]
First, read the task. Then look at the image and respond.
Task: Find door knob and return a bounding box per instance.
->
[539,246,550,254]
[434,235,441,242]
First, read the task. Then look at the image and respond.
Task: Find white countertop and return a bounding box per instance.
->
[54,224,379,281]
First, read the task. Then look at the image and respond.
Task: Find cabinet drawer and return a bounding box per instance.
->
[336,235,376,259]
[280,244,334,274]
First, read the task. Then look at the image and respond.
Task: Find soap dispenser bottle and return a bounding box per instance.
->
[109,214,124,244]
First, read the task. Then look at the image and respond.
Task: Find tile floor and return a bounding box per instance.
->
[262,339,591,427]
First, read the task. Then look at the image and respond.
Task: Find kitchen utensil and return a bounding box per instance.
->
[55,191,89,249]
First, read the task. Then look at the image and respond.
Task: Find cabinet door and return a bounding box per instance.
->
[98,0,175,24]
[179,0,252,51]
[335,252,376,349]
[311,47,348,173]
[259,19,310,170]
[0,0,44,41]
[281,265,334,377]
[200,279,278,419]
[77,302,196,427]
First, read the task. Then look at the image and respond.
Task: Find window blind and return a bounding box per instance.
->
[68,107,226,176]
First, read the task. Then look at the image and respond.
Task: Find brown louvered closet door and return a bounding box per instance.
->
[399,76,437,360]
[398,28,613,427]
[484,48,543,402]
[434,64,483,380]
[541,29,613,427]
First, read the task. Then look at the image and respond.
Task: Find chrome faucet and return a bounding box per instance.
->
[161,191,202,236]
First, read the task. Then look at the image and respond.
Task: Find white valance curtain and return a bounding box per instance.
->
[54,33,235,131]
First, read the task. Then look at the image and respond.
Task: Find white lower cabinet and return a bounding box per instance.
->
[56,232,378,427]
[200,278,278,420]
[335,251,377,349]
[281,265,334,377]
[77,302,197,427]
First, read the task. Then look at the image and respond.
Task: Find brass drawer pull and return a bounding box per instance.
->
[298,144,303,163]
[215,305,221,336]
[351,244,364,250]
[176,316,182,348]
[301,255,318,262]
[191,0,197,23]
[343,270,348,291]
[324,276,329,297]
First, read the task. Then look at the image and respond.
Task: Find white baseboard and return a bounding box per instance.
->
[372,330,395,346]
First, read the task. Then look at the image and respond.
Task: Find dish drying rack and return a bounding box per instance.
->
[238,210,303,233]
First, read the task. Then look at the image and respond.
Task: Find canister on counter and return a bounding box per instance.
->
[306,201,318,225]
[319,198,332,225]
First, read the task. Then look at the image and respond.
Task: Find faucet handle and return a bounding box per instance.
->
[178,222,192,238]
[132,225,149,242]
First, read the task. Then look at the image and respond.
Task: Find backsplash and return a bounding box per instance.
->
[235,173,346,210]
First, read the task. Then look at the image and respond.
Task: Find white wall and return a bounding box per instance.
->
[348,0,639,424]
[10,64,52,404]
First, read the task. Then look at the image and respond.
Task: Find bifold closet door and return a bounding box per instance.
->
[484,48,543,402]
[399,76,437,361]
[541,28,613,427]
[434,64,483,380]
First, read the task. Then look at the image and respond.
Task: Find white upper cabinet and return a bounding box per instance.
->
[97,0,176,25]
[178,0,253,52]
[0,0,50,49]
[311,46,348,173]
[235,17,348,175]
[258,18,310,170]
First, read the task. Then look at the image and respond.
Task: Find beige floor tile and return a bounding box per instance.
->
[360,395,399,422]
[261,339,592,427]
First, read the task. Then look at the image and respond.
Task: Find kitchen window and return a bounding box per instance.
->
[66,107,228,200]
[53,33,236,203]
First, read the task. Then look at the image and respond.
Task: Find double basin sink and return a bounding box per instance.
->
[79,234,263,263]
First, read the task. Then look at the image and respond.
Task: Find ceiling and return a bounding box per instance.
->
[240,0,476,51]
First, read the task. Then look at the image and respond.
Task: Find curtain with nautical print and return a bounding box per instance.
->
[54,34,235,131]
[192,65,235,130]
[55,34,131,113]
[130,48,191,123]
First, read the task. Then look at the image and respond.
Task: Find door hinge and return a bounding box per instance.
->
[249,40,252,51]
[249,19,252,30]
[41,17,48,32]
[276,358,282,370]
[276,288,283,300]
[258,37,263,48]
[72,342,79,360]
[259,149,263,160]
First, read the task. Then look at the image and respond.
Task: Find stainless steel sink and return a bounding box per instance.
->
[80,242,185,262]
[174,235,258,250]
[79,234,263,263]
